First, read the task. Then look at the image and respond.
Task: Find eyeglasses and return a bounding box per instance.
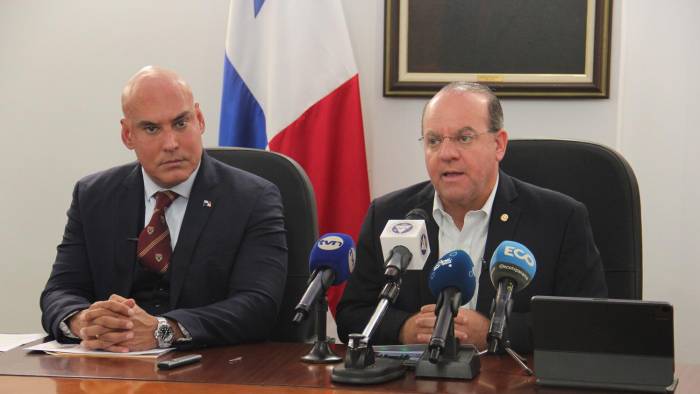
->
[418,131,487,150]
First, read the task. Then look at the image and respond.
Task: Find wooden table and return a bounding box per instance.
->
[0,342,696,393]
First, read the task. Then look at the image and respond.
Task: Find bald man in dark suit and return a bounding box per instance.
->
[41,66,287,351]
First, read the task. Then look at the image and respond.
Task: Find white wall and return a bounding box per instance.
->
[0,0,230,334]
[1,0,698,363]
[616,0,700,365]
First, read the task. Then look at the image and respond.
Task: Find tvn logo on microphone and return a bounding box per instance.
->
[347,247,356,273]
[318,235,345,250]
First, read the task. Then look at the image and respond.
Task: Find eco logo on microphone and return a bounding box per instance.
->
[503,245,535,267]
[318,235,344,250]
[391,222,414,234]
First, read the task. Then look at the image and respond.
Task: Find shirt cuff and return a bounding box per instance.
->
[176,322,192,342]
[58,310,81,339]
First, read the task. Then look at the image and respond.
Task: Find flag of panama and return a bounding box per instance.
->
[219,0,370,314]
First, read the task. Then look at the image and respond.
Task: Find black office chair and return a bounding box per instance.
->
[500,139,642,299]
[207,147,318,342]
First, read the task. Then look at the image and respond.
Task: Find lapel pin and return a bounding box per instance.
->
[203,200,212,208]
[500,213,509,222]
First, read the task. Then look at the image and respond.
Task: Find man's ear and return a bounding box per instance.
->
[121,119,135,150]
[194,103,206,134]
[495,129,508,162]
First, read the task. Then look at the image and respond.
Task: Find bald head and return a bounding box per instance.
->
[420,81,508,222]
[422,82,503,134]
[119,65,205,188]
[121,66,194,118]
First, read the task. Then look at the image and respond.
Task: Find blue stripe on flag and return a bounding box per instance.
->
[253,0,265,17]
[218,55,267,148]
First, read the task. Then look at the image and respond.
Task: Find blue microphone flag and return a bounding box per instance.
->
[308,233,355,285]
[428,250,477,305]
[489,240,536,290]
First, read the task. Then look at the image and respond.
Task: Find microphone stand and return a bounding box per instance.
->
[484,292,533,375]
[299,295,341,363]
[331,280,406,384]
[414,291,480,380]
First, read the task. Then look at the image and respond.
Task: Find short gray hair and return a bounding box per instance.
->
[425,82,504,132]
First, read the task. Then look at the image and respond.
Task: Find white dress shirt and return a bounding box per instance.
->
[432,174,498,310]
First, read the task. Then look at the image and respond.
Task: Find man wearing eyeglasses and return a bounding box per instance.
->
[337,82,607,352]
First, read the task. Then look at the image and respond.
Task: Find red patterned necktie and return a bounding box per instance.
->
[137,190,179,273]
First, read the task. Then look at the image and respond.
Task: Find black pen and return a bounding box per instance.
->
[157,354,202,370]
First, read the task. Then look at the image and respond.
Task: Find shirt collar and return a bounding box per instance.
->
[142,161,201,201]
[432,173,499,225]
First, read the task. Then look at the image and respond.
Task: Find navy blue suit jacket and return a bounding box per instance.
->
[336,171,607,352]
[41,153,288,348]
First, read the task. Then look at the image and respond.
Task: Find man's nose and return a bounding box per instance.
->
[437,137,460,159]
[162,128,179,150]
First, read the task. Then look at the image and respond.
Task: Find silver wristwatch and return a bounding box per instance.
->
[154,317,174,348]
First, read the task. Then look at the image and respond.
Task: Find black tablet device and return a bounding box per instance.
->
[532,296,677,393]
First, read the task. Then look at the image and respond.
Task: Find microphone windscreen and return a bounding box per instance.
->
[308,233,355,285]
[489,240,536,290]
[379,208,432,271]
[428,250,476,304]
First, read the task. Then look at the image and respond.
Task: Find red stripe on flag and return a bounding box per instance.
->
[269,75,370,316]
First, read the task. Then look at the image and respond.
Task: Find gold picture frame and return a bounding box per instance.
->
[384,0,612,98]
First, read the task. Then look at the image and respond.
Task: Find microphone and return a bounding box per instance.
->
[487,240,536,353]
[379,208,431,280]
[426,250,477,363]
[293,233,355,323]
[331,212,428,384]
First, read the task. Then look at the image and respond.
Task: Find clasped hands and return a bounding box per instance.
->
[398,304,490,350]
[68,294,161,352]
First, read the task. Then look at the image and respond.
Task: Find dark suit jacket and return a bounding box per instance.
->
[336,171,607,352]
[40,153,288,348]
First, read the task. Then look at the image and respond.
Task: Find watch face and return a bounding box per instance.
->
[156,319,174,347]
[158,325,170,337]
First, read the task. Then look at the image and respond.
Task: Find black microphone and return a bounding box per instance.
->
[487,241,537,353]
[292,233,355,323]
[426,250,477,363]
[428,250,476,363]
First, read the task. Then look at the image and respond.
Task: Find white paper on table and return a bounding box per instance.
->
[0,333,47,352]
[25,340,173,358]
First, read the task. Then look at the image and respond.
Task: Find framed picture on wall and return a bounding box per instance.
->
[384,0,612,98]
